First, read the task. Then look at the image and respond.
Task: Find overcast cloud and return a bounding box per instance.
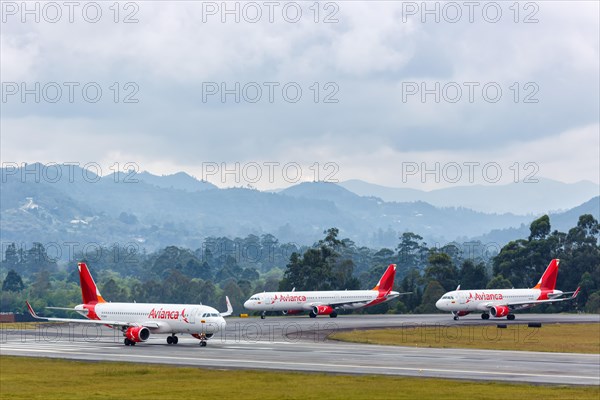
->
[1,1,598,190]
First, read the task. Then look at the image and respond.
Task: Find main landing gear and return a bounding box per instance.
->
[481,313,490,320]
[124,338,136,346]
[507,314,516,320]
[166,335,179,345]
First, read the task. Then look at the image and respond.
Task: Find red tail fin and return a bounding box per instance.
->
[373,264,396,294]
[532,259,559,291]
[78,263,106,304]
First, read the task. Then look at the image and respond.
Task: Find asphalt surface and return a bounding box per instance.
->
[1,314,598,385]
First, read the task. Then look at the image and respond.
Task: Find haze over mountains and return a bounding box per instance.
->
[1,164,598,257]
[339,179,599,215]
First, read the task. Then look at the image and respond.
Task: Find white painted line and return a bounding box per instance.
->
[2,348,598,382]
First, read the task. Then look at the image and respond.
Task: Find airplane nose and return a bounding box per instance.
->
[435,299,443,310]
[243,300,252,309]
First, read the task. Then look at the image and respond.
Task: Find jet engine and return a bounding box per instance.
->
[313,305,334,315]
[125,326,150,342]
[490,305,510,318]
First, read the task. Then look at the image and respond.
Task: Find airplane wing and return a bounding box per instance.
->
[322,292,412,309]
[486,287,580,309]
[26,301,160,329]
[220,296,233,317]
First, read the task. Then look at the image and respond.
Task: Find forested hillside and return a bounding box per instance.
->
[2,215,598,315]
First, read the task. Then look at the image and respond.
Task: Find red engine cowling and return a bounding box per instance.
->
[490,305,510,318]
[125,326,150,342]
[313,305,334,315]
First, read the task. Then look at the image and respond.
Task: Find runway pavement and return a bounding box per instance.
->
[1,314,598,385]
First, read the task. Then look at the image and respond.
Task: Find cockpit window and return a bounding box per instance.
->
[201,312,219,318]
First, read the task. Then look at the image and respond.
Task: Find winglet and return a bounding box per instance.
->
[572,287,581,299]
[220,296,233,317]
[26,301,43,320]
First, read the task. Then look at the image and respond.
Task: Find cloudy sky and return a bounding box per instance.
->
[2,1,598,190]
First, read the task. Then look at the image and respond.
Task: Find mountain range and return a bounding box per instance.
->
[338,179,599,214]
[1,164,598,257]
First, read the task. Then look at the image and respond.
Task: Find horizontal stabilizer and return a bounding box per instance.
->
[45,307,88,313]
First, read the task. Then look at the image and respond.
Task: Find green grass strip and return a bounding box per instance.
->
[329,323,600,354]
[1,356,598,400]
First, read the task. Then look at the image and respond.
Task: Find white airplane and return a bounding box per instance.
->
[435,259,580,320]
[27,262,232,346]
[244,264,406,318]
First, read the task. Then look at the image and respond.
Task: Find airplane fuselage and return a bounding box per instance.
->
[435,259,578,320]
[436,288,564,313]
[245,289,399,312]
[75,302,226,335]
[26,262,233,346]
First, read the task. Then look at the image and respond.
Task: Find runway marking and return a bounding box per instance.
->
[2,347,598,383]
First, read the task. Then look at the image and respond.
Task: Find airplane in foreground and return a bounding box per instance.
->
[27,262,232,346]
[244,264,406,318]
[435,259,580,320]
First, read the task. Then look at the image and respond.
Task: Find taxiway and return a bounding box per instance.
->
[1,314,598,385]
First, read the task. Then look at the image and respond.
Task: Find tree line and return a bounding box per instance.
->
[1,214,598,315]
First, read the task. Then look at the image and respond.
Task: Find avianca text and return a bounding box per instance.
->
[470,292,504,301]
[274,294,307,302]
[148,308,181,320]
